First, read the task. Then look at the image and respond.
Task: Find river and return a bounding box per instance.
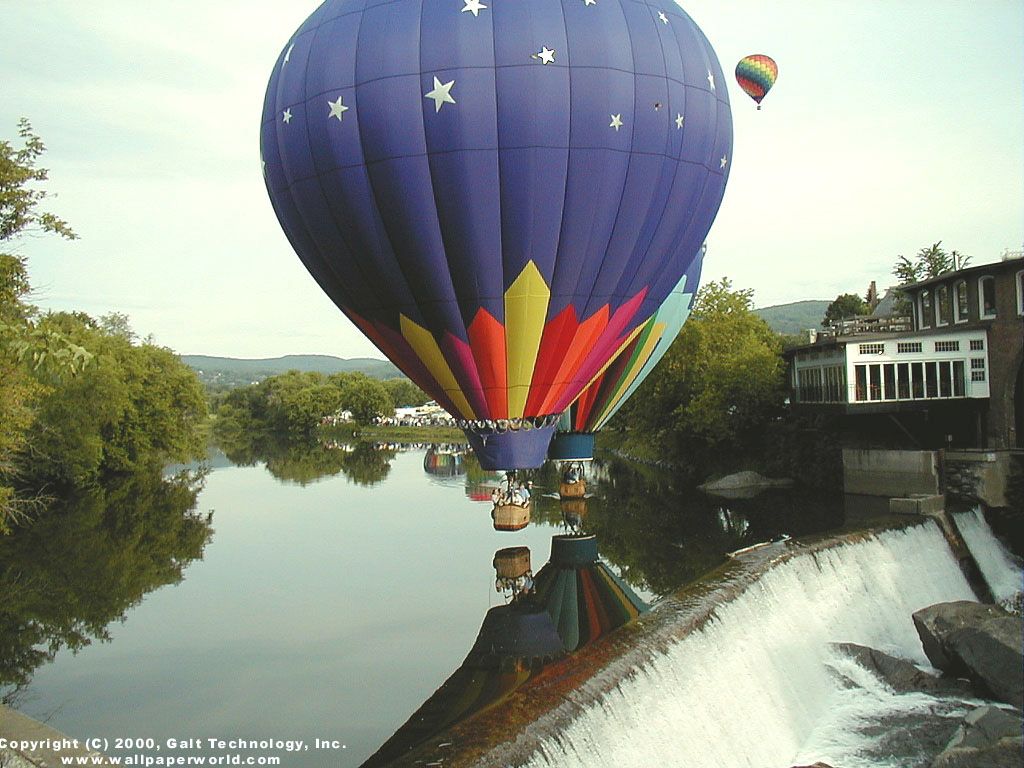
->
[0,443,1017,767]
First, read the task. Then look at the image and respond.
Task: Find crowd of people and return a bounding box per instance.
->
[491,478,532,507]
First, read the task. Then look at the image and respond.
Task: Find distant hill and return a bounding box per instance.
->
[754,300,829,335]
[182,354,401,389]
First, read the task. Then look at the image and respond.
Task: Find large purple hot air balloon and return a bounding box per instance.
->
[261,0,732,470]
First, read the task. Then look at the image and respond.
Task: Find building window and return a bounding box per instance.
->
[979,276,996,318]
[969,339,984,351]
[925,362,938,398]
[953,360,965,396]
[919,290,932,328]
[971,357,986,382]
[1017,270,1024,316]
[897,342,922,353]
[897,363,910,399]
[913,364,929,399]
[934,340,959,352]
[954,280,969,322]
[869,365,882,401]
[858,343,885,355]
[855,365,867,401]
[935,284,950,326]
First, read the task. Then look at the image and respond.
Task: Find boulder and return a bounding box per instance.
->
[832,643,974,696]
[699,471,793,499]
[913,602,1024,709]
[931,706,1024,767]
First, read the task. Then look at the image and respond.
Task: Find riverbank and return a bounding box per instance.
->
[319,423,466,444]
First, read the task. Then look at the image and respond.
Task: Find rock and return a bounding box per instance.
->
[833,643,975,696]
[931,706,1024,767]
[945,706,1023,751]
[698,471,793,499]
[931,739,1024,768]
[913,601,1024,709]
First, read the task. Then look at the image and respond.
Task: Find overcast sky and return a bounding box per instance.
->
[3,1,1021,359]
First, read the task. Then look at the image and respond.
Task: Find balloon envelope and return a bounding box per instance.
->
[561,249,703,440]
[262,0,732,468]
[735,54,778,106]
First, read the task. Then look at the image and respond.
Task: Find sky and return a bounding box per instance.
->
[2,0,1022,359]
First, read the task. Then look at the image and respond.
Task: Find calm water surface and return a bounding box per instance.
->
[6,444,844,766]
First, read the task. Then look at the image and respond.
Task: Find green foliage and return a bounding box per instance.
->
[612,279,786,472]
[214,370,399,444]
[822,292,870,327]
[23,313,208,484]
[0,467,211,692]
[0,121,88,530]
[892,241,971,286]
[382,377,429,408]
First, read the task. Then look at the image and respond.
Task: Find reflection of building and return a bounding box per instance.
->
[787,255,1023,448]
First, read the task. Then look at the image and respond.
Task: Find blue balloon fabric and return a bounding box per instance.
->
[261,0,732,469]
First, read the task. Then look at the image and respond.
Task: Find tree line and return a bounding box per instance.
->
[211,369,428,443]
[1,120,208,532]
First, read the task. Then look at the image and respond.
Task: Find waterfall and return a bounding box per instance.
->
[520,523,979,768]
[954,507,1024,605]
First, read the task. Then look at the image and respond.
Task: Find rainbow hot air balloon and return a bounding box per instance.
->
[735,54,777,109]
[261,1,732,470]
[549,250,704,461]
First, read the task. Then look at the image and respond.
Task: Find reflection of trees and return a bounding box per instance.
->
[218,430,395,487]
[540,456,844,597]
[0,469,212,695]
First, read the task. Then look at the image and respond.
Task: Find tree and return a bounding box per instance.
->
[890,241,971,316]
[613,279,785,467]
[822,293,869,327]
[0,120,82,530]
[24,312,208,484]
[382,377,429,408]
[343,375,393,424]
[892,241,971,286]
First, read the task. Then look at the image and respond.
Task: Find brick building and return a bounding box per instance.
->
[787,254,1023,449]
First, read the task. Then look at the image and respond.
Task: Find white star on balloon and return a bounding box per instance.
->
[328,96,349,121]
[282,108,293,124]
[610,114,624,131]
[424,76,456,112]
[707,71,716,90]
[720,155,728,169]
[283,43,294,65]
[658,11,669,24]
[675,113,684,129]
[462,0,487,17]
[533,46,556,65]
[584,0,596,5]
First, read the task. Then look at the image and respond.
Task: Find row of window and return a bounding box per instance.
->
[852,360,979,402]
[796,365,846,403]
[858,339,983,355]
[919,270,1024,328]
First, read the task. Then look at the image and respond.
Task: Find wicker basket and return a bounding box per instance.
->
[559,480,586,499]
[493,547,532,578]
[492,503,531,531]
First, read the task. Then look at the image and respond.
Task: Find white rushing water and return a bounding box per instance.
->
[954,507,1024,605]
[523,523,980,768]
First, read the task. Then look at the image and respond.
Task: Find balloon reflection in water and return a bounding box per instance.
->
[361,532,646,766]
